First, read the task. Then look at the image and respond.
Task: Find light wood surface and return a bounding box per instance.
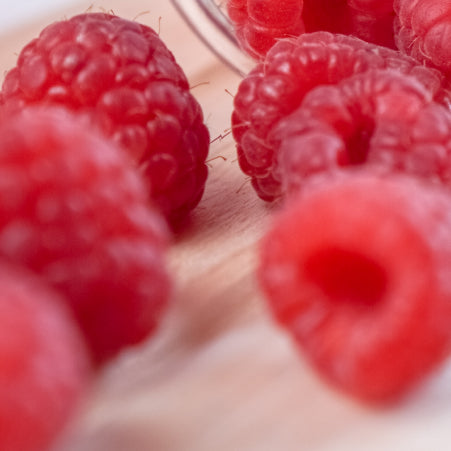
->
[2,2,451,450]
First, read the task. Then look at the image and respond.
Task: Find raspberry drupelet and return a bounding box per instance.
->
[0,12,210,227]
[259,173,451,402]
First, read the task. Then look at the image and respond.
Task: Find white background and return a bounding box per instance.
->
[0,0,80,34]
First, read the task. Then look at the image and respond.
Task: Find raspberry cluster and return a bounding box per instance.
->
[0,106,172,450]
[0,11,211,451]
[226,0,396,58]
[229,6,451,401]
[3,4,451,448]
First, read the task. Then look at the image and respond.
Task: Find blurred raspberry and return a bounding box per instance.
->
[0,107,171,362]
[259,173,451,401]
[0,262,89,451]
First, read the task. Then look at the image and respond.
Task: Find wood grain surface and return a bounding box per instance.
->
[2,2,451,450]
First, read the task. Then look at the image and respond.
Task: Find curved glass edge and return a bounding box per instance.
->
[170,0,255,77]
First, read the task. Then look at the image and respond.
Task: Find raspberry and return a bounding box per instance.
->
[232,32,447,201]
[259,173,451,401]
[0,107,171,363]
[0,12,210,227]
[226,0,305,59]
[348,7,396,48]
[0,262,89,451]
[272,70,451,196]
[301,0,351,34]
[226,0,396,59]
[394,0,451,76]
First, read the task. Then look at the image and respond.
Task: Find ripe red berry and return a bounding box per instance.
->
[232,32,447,201]
[0,12,210,227]
[226,0,396,59]
[226,0,305,59]
[348,7,395,48]
[272,70,451,197]
[0,263,89,451]
[0,107,171,363]
[394,0,451,76]
[259,173,451,402]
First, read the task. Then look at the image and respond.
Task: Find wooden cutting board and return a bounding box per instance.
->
[2,2,451,450]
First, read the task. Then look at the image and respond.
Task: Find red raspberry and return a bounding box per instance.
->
[0,263,89,451]
[226,0,396,59]
[301,0,352,34]
[259,173,451,402]
[226,0,305,59]
[348,7,396,48]
[0,12,210,227]
[394,0,451,76]
[272,70,451,196]
[0,107,171,363]
[232,32,447,201]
